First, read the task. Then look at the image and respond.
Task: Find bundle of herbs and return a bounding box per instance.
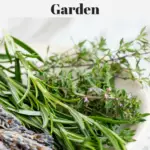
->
[0,27,150,150]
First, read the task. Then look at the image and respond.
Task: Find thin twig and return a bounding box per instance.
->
[47,51,150,69]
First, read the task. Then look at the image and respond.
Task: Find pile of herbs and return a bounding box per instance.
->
[0,27,150,150]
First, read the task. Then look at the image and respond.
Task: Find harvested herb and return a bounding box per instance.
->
[0,105,53,150]
[0,27,149,150]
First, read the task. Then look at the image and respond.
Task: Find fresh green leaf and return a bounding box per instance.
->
[12,36,43,62]
[40,105,49,128]
[15,58,22,82]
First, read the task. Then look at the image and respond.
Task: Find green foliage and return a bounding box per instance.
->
[0,27,149,150]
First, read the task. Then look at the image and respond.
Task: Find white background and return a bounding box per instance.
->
[0,0,149,51]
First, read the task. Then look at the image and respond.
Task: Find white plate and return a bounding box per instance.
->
[115,78,150,150]
[29,44,150,150]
